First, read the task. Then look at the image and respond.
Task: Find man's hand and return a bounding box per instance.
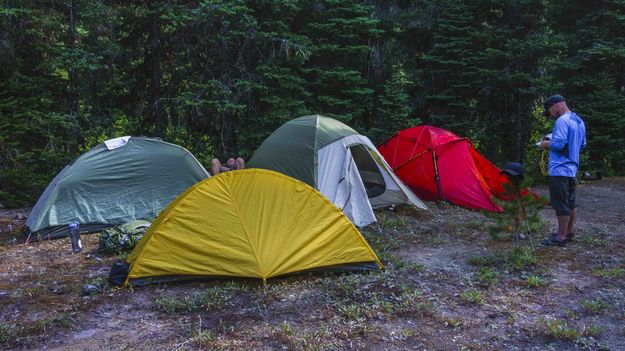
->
[540,140,550,150]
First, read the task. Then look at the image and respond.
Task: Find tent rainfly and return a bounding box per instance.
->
[124,169,382,285]
[247,115,426,227]
[378,125,518,212]
[26,136,209,239]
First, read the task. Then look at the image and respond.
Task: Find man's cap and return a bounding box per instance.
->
[543,94,565,116]
[501,162,525,177]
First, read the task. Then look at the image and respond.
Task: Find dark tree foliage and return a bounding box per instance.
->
[1,2,80,206]
[1,0,624,207]
[547,0,625,174]
[300,0,378,127]
[407,0,550,163]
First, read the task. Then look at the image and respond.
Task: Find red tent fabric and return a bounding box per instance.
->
[378,126,515,212]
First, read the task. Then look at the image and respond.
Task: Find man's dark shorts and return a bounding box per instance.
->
[549,176,577,216]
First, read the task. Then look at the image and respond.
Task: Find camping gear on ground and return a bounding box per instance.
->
[378,125,521,212]
[109,261,130,286]
[26,136,209,240]
[81,284,100,296]
[98,220,151,254]
[501,162,525,179]
[68,222,82,253]
[122,169,383,286]
[247,115,426,227]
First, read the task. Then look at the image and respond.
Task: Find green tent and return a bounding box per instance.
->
[26,137,209,239]
[248,115,359,186]
[248,115,426,227]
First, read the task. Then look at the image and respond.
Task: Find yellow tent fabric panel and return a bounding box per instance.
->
[126,169,381,284]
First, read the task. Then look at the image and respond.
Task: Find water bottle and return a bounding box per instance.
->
[69,222,83,253]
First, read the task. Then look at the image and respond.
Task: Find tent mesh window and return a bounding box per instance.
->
[349,145,386,198]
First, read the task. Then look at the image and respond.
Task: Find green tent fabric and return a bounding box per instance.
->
[248,115,359,186]
[26,137,209,239]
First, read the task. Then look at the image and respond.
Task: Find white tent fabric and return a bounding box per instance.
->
[104,136,131,150]
[317,134,426,227]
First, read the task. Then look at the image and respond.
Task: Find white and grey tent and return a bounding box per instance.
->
[248,115,426,227]
[26,136,210,239]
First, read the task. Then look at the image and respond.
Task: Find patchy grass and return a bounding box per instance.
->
[441,316,463,329]
[195,330,215,348]
[469,247,537,271]
[0,313,74,347]
[525,275,549,288]
[581,234,605,247]
[0,322,13,343]
[505,247,537,270]
[460,289,483,304]
[403,261,426,273]
[375,212,408,232]
[540,318,606,341]
[394,288,436,317]
[477,267,500,287]
[541,318,581,341]
[468,254,498,268]
[465,219,485,231]
[154,283,244,314]
[580,299,610,314]
[594,267,625,278]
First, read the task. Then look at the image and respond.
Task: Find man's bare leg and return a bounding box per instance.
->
[556,215,570,241]
[234,157,245,170]
[210,159,222,175]
[567,208,577,237]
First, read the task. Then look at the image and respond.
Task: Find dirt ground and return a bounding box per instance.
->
[1,178,624,350]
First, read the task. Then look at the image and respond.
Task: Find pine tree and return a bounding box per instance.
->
[300,0,379,127]
[487,177,547,247]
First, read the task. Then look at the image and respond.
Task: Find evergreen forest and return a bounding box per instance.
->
[2,0,625,207]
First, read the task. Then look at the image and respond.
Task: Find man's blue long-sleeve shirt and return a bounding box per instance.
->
[549,112,586,177]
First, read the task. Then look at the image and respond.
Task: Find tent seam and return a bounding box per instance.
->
[222,171,266,278]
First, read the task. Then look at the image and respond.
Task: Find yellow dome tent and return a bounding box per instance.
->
[125,169,382,285]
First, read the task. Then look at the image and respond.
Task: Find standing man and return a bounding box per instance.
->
[540,94,586,247]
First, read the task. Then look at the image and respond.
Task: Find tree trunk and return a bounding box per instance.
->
[221,109,237,157]
[218,18,237,157]
[150,9,162,137]
[371,0,389,130]
[514,93,523,162]
[68,0,78,117]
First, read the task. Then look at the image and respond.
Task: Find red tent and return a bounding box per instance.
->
[378,126,515,212]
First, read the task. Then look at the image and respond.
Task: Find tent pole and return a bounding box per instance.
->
[432,150,443,200]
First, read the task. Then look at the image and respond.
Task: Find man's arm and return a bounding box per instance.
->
[548,118,568,152]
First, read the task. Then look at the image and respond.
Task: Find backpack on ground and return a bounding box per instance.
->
[98,220,151,254]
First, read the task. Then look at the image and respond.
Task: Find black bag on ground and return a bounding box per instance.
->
[108,261,130,286]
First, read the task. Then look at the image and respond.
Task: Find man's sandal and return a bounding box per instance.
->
[541,237,566,247]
